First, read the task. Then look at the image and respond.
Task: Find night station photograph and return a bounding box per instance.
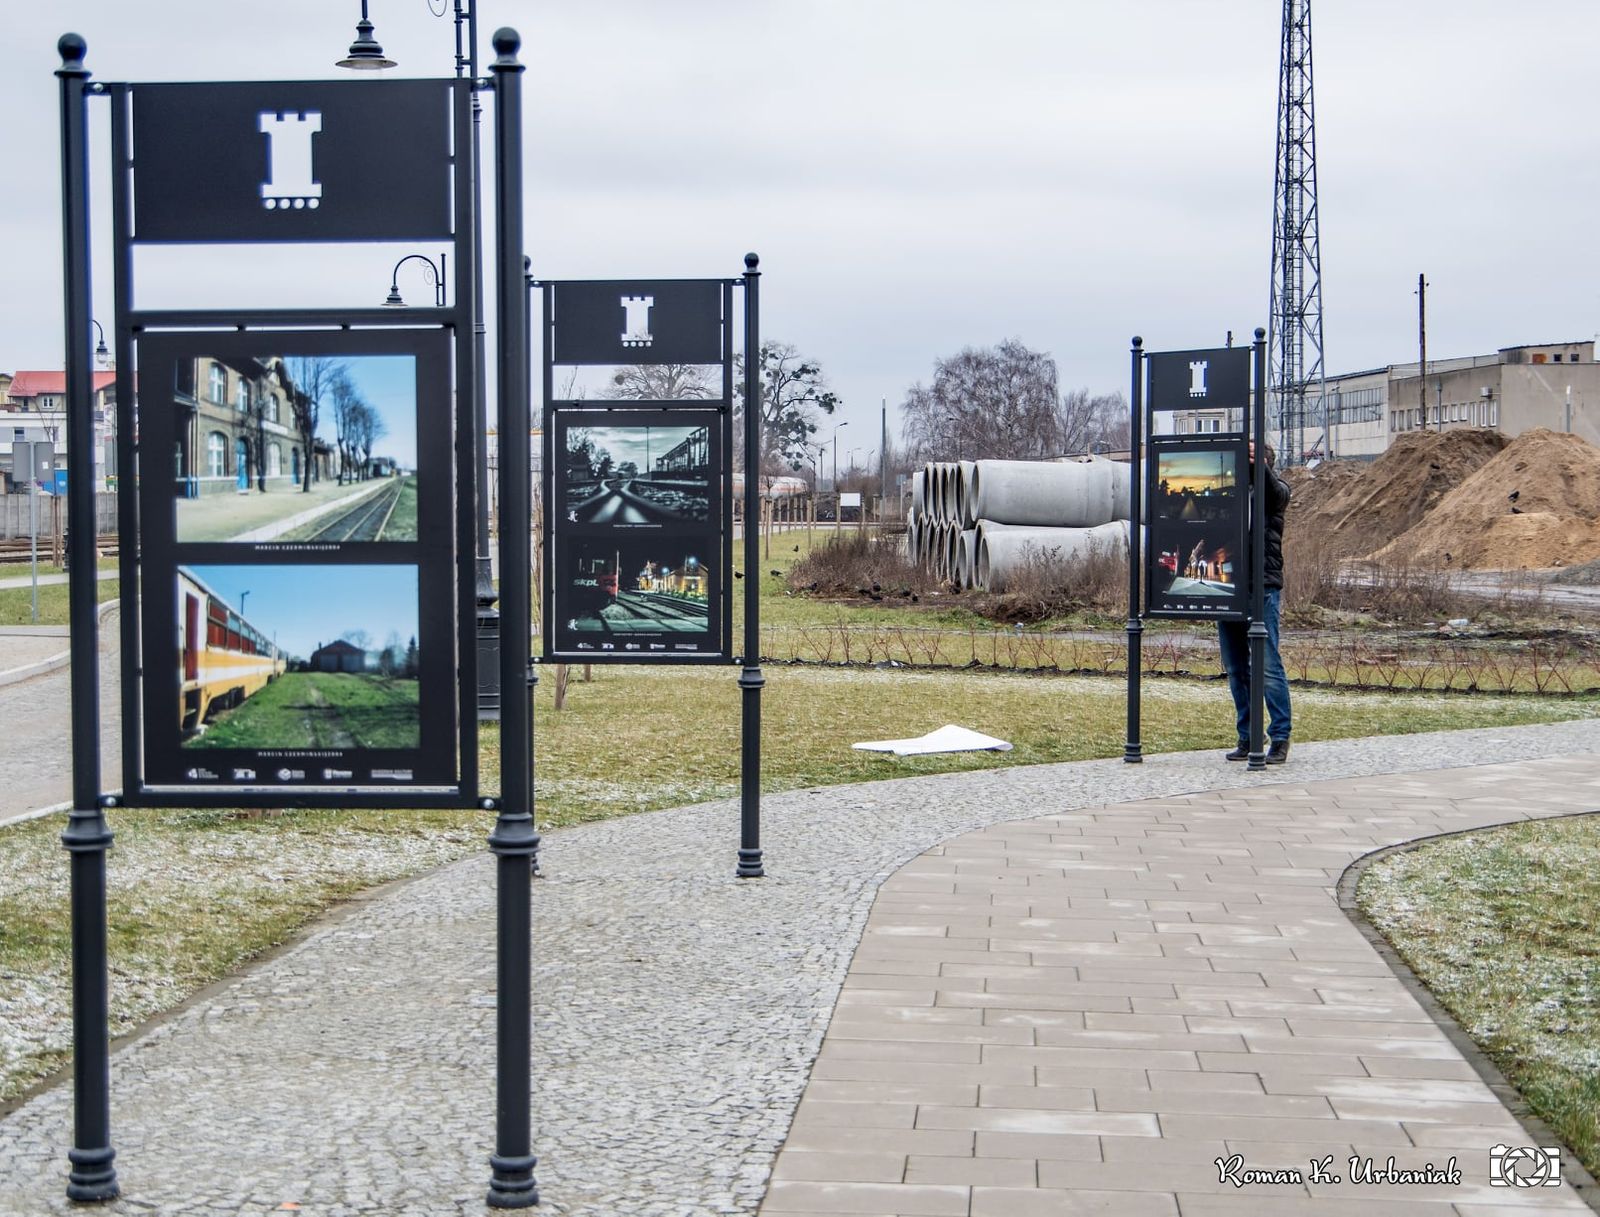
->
[1148,443,1246,613]
[561,419,712,528]
[552,537,719,656]
[176,564,422,750]
[171,353,420,544]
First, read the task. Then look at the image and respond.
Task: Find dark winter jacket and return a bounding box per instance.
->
[1260,460,1291,590]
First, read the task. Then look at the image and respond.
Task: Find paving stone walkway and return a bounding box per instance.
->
[2,720,1599,1216]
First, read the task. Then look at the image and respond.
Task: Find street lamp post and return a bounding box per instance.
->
[830,420,848,493]
[89,319,108,368]
[384,253,447,308]
[337,0,499,721]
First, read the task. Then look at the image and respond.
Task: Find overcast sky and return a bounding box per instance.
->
[9,1,1596,471]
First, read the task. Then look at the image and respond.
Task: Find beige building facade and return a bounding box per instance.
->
[1322,340,1598,461]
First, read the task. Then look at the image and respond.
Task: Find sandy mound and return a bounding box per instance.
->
[1285,429,1507,558]
[1371,429,1600,570]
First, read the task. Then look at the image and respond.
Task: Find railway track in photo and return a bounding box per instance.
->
[599,591,708,631]
[290,479,408,542]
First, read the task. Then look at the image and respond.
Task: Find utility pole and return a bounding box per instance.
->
[1417,273,1431,430]
[879,397,888,523]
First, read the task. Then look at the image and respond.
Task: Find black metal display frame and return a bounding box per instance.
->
[1125,331,1269,770]
[129,327,468,803]
[106,74,479,811]
[536,265,765,878]
[55,28,541,1209]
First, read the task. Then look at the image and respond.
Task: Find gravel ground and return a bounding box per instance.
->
[1,718,1599,1216]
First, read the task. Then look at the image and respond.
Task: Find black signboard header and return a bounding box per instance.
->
[1146,346,1252,414]
[550,280,723,367]
[131,79,455,243]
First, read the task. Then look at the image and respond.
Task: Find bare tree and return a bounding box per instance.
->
[900,339,1061,462]
[283,356,344,493]
[352,400,386,476]
[605,363,716,401]
[328,369,363,485]
[733,340,840,477]
[1057,388,1130,454]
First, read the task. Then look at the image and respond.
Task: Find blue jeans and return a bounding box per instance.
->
[1217,588,1291,744]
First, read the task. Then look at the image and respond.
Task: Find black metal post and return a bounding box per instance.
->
[57,32,118,1205]
[737,253,765,878]
[1247,327,1269,772]
[465,1,501,722]
[1124,336,1144,763]
[485,28,538,1211]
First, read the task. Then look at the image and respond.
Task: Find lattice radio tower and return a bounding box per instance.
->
[1267,0,1328,464]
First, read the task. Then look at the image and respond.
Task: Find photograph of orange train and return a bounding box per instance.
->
[177,566,288,732]
[177,564,421,750]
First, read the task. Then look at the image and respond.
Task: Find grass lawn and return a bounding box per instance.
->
[0,579,118,627]
[521,665,1600,828]
[191,672,421,750]
[0,804,488,1104]
[1358,815,1600,1180]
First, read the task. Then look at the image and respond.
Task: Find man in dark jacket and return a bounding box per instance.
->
[1219,442,1291,763]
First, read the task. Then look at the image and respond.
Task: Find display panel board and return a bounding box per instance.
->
[1144,435,1249,620]
[1146,346,1252,414]
[131,80,455,243]
[544,406,730,661]
[549,280,723,366]
[133,328,466,796]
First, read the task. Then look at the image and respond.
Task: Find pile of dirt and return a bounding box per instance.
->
[1372,429,1600,570]
[1284,428,1508,558]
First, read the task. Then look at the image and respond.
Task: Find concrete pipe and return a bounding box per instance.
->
[956,459,978,528]
[969,456,1131,528]
[958,527,978,589]
[910,470,925,520]
[975,520,1130,593]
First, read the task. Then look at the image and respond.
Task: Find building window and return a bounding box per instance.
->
[209,364,227,403]
[1554,354,1563,363]
[207,431,227,478]
[267,393,280,424]
[237,380,251,413]
[268,443,282,478]
[175,359,196,400]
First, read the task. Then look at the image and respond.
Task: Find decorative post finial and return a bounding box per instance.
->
[57,33,89,77]
[745,252,760,271]
[1132,335,1143,349]
[492,28,522,66]
[1254,326,1267,342]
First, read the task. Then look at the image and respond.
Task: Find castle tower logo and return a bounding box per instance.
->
[1188,359,1209,398]
[258,110,323,211]
[621,295,654,348]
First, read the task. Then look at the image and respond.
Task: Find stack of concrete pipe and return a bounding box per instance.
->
[905,456,1133,591]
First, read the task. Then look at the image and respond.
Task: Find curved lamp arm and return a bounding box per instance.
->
[384,253,448,308]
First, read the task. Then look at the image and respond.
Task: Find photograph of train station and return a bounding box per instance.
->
[554,538,714,652]
[176,564,422,750]
[562,421,711,527]
[171,354,419,544]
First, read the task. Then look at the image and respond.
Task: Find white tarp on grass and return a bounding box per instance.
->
[852,724,1013,756]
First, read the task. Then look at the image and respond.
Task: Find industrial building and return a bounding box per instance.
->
[1169,340,1597,462]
